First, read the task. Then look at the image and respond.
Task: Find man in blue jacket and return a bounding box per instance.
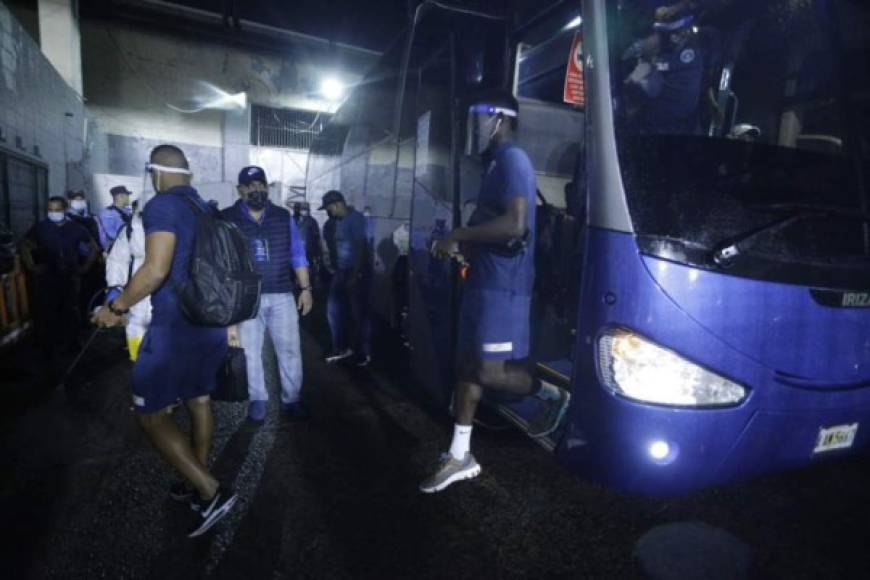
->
[223,166,313,422]
[320,190,371,366]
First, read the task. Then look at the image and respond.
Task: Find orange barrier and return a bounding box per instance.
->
[0,256,31,341]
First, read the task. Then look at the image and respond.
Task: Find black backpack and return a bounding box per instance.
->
[174,194,262,326]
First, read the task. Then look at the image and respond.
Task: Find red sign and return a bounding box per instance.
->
[563,32,585,107]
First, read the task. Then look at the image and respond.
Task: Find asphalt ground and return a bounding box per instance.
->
[2,309,870,580]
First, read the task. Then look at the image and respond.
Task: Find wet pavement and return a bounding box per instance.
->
[2,315,870,580]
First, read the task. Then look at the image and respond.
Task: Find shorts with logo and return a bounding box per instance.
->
[459,288,531,361]
[130,320,227,413]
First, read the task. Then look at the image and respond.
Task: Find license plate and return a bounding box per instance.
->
[813,423,859,454]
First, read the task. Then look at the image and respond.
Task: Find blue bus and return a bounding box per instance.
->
[306,0,870,495]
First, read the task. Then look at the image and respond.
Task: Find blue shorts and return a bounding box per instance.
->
[459,288,531,361]
[131,320,227,414]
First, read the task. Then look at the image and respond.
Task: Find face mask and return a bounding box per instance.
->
[70,199,87,214]
[301,210,309,217]
[124,205,133,213]
[48,211,66,223]
[245,190,268,210]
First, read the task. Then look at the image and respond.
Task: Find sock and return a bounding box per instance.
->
[535,382,562,402]
[448,424,473,460]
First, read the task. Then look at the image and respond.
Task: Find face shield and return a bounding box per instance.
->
[465,104,517,156]
[144,162,193,197]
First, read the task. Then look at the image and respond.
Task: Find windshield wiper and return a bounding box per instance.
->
[712,204,870,267]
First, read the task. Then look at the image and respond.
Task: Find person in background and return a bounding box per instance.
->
[92,145,238,538]
[97,186,134,250]
[320,190,372,366]
[66,189,104,324]
[291,201,323,288]
[66,190,100,243]
[20,196,100,361]
[223,167,313,423]
[104,199,151,362]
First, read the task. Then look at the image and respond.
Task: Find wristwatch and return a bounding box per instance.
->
[108,300,130,316]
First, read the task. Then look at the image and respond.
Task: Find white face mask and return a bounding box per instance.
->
[70,199,87,213]
[48,211,66,223]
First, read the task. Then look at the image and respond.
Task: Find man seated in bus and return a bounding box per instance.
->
[420,90,571,494]
[622,8,706,135]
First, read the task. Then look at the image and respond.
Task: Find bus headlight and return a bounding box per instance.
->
[598,330,746,407]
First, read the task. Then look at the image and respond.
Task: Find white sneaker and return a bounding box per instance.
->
[325,349,354,364]
[419,453,481,493]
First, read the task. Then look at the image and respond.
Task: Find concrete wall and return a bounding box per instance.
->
[0,0,87,201]
[81,18,375,209]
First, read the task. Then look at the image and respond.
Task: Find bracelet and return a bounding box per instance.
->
[299,287,312,292]
[108,300,130,316]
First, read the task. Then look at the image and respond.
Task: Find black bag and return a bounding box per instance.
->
[213,346,249,402]
[174,194,262,326]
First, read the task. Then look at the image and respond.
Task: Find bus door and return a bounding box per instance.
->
[407,40,460,407]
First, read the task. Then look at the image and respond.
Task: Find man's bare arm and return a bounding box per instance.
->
[111,231,175,311]
[452,196,528,245]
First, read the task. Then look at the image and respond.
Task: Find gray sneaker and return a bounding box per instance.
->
[419,452,481,493]
[528,388,571,438]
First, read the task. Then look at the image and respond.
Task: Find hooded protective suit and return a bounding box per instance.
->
[105,212,152,360]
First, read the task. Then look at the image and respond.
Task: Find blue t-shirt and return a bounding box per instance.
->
[27,219,92,276]
[467,142,537,296]
[142,186,208,322]
[326,208,368,271]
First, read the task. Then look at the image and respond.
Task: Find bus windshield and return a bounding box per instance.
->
[610,0,870,289]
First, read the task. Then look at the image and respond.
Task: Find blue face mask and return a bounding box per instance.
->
[48,211,66,223]
[245,190,268,210]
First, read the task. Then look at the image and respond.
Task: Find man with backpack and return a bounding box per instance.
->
[92,145,239,538]
[223,166,313,423]
[97,186,134,251]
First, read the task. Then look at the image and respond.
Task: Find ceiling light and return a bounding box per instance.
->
[320,77,345,101]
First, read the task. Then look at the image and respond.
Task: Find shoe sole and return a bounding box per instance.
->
[188,493,239,538]
[529,392,572,439]
[325,352,354,364]
[419,463,482,494]
[169,491,193,502]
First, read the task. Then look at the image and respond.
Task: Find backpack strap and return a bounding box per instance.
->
[110,205,133,224]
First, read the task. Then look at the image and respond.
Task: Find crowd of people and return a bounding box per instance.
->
[19,88,572,538]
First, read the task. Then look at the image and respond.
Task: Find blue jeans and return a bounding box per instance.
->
[240,293,303,404]
[327,269,371,356]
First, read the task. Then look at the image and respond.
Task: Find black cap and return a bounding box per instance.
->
[110,186,132,196]
[238,166,267,186]
[319,190,345,210]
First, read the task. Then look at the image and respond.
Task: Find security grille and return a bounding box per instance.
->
[250,104,331,151]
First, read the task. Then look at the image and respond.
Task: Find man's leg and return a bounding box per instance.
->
[326,273,351,359]
[239,301,269,402]
[137,406,219,501]
[184,395,213,468]
[350,274,373,359]
[265,292,303,405]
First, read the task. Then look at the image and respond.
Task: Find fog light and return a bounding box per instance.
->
[649,441,670,460]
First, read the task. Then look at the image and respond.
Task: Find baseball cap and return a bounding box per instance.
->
[110,186,132,196]
[238,166,267,186]
[318,190,345,210]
